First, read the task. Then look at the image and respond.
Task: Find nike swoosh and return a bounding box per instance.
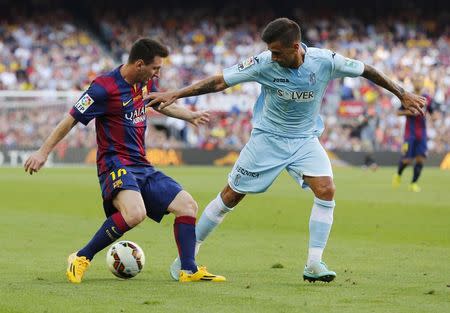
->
[111,226,121,236]
[122,99,132,106]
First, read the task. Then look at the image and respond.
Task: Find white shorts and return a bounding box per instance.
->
[228,129,333,194]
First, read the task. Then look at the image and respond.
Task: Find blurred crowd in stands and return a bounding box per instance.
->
[1,5,449,152]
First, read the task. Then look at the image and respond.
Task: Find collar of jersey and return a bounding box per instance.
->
[301,42,308,52]
[115,65,133,88]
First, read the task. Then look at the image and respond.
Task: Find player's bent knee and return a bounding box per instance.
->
[167,190,198,217]
[123,204,146,226]
[325,184,336,199]
[402,158,412,164]
[183,198,198,217]
[113,190,146,226]
[415,156,425,164]
[316,183,336,200]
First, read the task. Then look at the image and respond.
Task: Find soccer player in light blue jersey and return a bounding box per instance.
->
[146,18,426,283]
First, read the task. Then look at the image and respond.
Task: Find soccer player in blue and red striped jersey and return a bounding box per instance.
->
[24,38,225,283]
[393,75,434,192]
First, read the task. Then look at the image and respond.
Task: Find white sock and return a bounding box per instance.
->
[307,247,323,266]
[195,193,233,247]
[307,197,335,267]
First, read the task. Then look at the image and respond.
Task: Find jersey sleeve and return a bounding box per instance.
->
[223,55,261,86]
[69,82,108,125]
[330,51,365,79]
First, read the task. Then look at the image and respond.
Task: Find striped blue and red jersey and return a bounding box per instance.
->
[401,94,433,141]
[70,66,157,175]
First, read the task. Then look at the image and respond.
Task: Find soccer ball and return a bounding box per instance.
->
[106,241,145,279]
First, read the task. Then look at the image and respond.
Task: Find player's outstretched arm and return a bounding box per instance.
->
[155,104,210,126]
[24,114,78,175]
[361,64,426,116]
[145,75,229,109]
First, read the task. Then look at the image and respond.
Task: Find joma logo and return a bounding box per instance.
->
[273,78,290,83]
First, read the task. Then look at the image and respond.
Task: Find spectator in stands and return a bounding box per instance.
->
[1,7,449,153]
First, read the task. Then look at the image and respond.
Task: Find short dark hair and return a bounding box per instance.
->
[128,38,169,64]
[261,18,301,46]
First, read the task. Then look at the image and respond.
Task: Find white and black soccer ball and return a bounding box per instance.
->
[106,241,145,279]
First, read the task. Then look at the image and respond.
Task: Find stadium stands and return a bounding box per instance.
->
[0,3,448,152]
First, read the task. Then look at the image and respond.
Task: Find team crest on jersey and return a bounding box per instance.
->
[309,72,316,85]
[74,93,94,113]
[234,174,241,186]
[113,179,123,189]
[238,56,255,71]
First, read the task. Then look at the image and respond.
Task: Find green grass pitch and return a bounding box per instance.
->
[0,166,449,313]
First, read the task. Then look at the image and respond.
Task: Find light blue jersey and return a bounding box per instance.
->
[223,44,364,138]
[223,44,365,194]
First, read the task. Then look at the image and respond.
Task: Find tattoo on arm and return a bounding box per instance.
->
[361,64,405,98]
[192,78,218,95]
[179,75,228,97]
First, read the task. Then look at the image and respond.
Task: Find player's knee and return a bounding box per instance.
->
[169,192,198,217]
[183,198,198,217]
[173,198,198,217]
[316,183,335,200]
[223,195,241,208]
[221,186,244,208]
[415,157,425,164]
[178,191,199,217]
[123,204,146,226]
[402,158,412,165]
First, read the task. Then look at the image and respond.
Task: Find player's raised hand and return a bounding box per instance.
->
[144,91,179,109]
[24,150,48,175]
[188,110,210,126]
[400,92,427,116]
